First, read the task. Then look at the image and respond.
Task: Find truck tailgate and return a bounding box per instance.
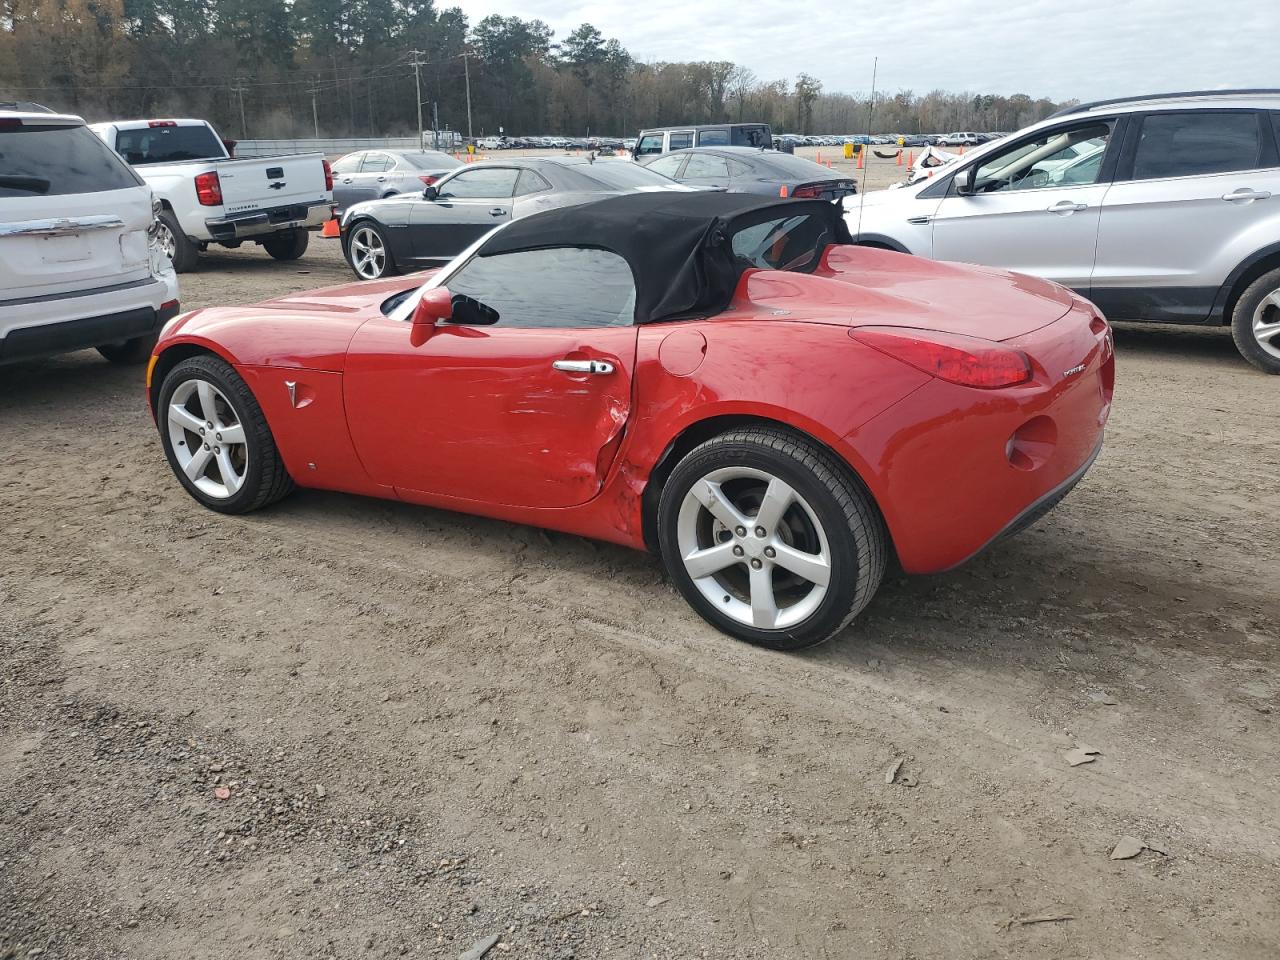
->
[216,153,328,215]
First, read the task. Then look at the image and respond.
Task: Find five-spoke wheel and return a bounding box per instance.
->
[659,427,886,650]
[347,223,396,280]
[166,379,249,500]
[157,355,294,514]
[1232,267,1280,375]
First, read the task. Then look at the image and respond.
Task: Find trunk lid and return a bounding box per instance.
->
[740,245,1075,342]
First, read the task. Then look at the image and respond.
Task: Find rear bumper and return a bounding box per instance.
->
[849,302,1113,574]
[205,199,331,241]
[0,298,180,364]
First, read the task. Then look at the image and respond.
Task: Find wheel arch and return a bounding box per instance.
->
[853,234,911,254]
[1216,243,1280,325]
[148,341,233,415]
[638,413,894,563]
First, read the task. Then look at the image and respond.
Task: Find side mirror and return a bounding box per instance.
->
[409,287,452,346]
[954,166,976,196]
[422,185,439,200]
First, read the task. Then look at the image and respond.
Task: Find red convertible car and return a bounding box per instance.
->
[147,192,1113,649]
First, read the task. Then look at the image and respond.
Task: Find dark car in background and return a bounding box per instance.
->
[330,149,463,216]
[339,156,695,279]
[638,147,857,202]
[633,123,772,157]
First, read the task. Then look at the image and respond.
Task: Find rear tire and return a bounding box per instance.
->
[1230,267,1280,374]
[156,208,199,273]
[657,427,887,650]
[97,334,157,365]
[157,354,294,515]
[263,228,309,262]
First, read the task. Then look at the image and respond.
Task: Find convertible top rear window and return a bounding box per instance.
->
[478,192,852,324]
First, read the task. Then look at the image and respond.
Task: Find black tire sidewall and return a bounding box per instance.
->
[157,357,273,514]
[264,228,308,261]
[657,437,867,651]
[1232,268,1280,374]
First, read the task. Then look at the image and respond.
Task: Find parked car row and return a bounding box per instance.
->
[474,135,634,151]
[773,132,1006,149]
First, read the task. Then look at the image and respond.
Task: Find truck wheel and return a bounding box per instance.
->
[98,334,158,365]
[263,228,309,261]
[1230,267,1280,374]
[156,208,199,273]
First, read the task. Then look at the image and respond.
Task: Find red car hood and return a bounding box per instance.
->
[739,246,1078,342]
[163,273,436,371]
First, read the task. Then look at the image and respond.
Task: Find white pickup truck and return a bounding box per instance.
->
[90,119,333,272]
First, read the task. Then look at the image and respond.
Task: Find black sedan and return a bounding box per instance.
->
[339,156,696,280]
[639,147,857,201]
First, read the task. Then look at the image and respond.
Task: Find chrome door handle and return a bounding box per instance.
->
[376,176,387,182]
[1222,189,1271,202]
[552,359,615,375]
[489,207,507,217]
[341,178,353,183]
[1048,200,1088,213]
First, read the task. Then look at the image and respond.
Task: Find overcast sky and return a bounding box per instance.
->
[455,0,1276,102]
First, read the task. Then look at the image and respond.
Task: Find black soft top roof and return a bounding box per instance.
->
[478,191,852,325]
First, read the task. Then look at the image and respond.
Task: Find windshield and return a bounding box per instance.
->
[400,151,463,170]
[113,124,226,164]
[566,161,679,190]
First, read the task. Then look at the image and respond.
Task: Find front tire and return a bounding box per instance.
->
[345,221,398,280]
[1231,267,1280,374]
[157,355,294,514]
[657,427,887,650]
[263,228,309,261]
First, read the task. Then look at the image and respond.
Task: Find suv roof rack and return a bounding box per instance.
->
[1049,89,1280,119]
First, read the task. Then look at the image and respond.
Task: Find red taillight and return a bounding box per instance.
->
[851,326,1032,389]
[148,120,177,127]
[322,158,334,191]
[0,118,22,130]
[791,184,824,199]
[419,174,439,186]
[194,171,222,206]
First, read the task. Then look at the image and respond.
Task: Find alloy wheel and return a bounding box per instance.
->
[1252,288,1280,361]
[676,467,832,630]
[166,379,249,499]
[349,226,387,279]
[154,220,177,260]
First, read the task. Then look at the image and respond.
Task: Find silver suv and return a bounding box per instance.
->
[848,90,1280,373]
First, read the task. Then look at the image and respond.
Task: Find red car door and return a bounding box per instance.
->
[343,246,639,509]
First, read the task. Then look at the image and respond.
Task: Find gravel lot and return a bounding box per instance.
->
[2,211,1278,959]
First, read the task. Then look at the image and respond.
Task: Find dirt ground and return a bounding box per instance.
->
[2,225,1278,960]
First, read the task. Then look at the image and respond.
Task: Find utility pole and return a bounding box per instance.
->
[463,52,473,141]
[308,81,320,139]
[231,77,248,137]
[411,50,425,150]
[432,101,439,150]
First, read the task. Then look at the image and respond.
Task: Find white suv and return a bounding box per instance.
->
[848,90,1280,373]
[1,104,179,365]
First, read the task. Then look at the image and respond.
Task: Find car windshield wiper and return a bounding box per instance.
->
[0,175,51,194]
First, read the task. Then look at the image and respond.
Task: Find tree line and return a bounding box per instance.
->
[0,0,1070,139]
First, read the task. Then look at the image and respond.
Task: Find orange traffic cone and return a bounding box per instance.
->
[856,150,864,170]
[896,150,903,166]
[907,150,914,168]
[779,185,789,197]
[959,146,965,155]
[321,218,339,238]
[817,150,823,164]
